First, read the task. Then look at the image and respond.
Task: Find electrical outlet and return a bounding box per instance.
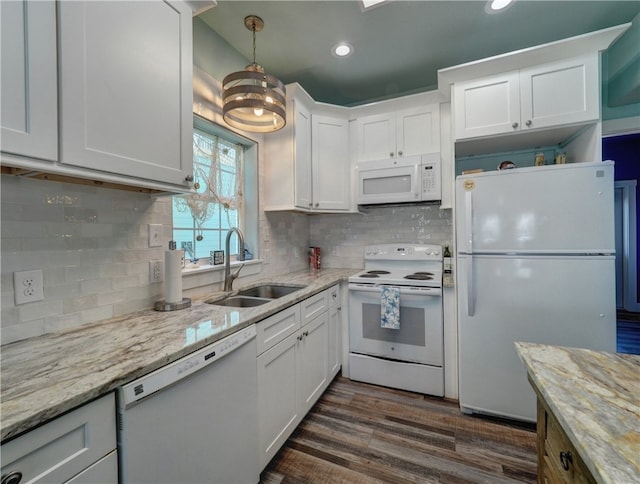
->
[14,269,44,305]
[148,224,162,247]
[149,260,164,283]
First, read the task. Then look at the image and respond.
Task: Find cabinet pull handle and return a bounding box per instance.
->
[185,174,194,182]
[1,471,23,484]
[304,330,309,337]
[559,451,573,471]
[398,150,403,156]
[511,122,519,129]
[297,334,303,341]
[525,119,532,127]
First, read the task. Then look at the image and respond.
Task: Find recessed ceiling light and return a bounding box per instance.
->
[486,0,514,13]
[332,43,353,58]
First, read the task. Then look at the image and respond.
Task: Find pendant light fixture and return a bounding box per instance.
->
[222,15,286,133]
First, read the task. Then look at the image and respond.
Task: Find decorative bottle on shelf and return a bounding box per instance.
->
[443,243,454,288]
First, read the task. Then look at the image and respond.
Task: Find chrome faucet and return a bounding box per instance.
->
[224,227,246,291]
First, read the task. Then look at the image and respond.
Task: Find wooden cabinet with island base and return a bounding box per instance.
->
[536,396,596,484]
[516,342,640,484]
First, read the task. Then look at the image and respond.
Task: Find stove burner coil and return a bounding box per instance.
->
[404,273,434,280]
[359,273,380,278]
[366,270,391,274]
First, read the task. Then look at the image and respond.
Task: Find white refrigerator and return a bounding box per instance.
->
[456,161,616,422]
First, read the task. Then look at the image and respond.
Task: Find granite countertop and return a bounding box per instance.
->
[515,342,640,484]
[0,268,357,442]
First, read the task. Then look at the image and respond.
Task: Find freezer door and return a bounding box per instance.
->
[457,254,616,422]
[456,162,615,254]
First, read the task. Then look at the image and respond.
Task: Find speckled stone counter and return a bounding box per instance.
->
[1,268,357,442]
[516,342,640,483]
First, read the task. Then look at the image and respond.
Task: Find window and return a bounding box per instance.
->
[173,117,257,263]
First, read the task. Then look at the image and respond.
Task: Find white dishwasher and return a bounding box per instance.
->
[117,325,258,484]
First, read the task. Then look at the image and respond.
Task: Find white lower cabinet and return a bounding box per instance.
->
[256,287,341,471]
[0,393,117,484]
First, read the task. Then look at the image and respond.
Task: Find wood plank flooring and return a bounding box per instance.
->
[260,377,537,483]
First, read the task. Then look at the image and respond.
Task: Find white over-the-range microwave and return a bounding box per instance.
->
[356,153,441,205]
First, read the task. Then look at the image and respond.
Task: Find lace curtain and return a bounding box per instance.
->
[174,130,244,240]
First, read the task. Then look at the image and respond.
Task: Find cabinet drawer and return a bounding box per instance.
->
[300,290,328,326]
[256,305,301,355]
[1,393,116,484]
[544,409,594,483]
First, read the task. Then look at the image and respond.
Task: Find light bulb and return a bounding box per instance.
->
[266,96,273,104]
[254,107,264,117]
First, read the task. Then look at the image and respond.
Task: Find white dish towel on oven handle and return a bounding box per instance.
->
[380,286,400,330]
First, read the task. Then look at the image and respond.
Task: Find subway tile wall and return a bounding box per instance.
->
[1,176,171,345]
[0,175,312,344]
[310,204,453,269]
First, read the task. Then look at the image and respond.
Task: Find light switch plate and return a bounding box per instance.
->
[148,224,162,247]
[14,269,45,305]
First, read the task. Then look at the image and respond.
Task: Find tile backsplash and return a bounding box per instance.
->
[1,174,452,344]
[1,176,171,344]
[310,204,453,268]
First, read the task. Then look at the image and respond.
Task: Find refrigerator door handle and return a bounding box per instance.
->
[465,189,473,253]
[467,255,475,316]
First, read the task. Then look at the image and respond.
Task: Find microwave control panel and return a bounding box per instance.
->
[421,161,441,201]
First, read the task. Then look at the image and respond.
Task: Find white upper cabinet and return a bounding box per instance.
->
[356,104,440,162]
[58,1,193,186]
[311,115,350,211]
[454,54,599,141]
[1,0,58,161]
[264,84,351,212]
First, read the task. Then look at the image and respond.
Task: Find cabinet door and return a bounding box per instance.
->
[356,112,396,161]
[396,105,440,157]
[520,54,599,131]
[454,71,520,140]
[294,103,313,209]
[58,1,193,186]
[0,0,57,161]
[0,393,116,484]
[312,115,350,210]
[327,285,342,377]
[298,312,329,416]
[257,333,299,470]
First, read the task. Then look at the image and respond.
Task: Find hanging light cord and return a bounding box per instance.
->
[251,20,257,66]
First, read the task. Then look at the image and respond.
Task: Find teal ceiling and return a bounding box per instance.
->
[198,1,639,106]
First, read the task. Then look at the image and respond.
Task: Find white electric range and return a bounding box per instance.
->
[348,244,444,396]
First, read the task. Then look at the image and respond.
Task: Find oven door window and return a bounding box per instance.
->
[349,288,443,366]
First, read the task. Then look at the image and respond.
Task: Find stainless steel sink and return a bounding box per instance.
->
[237,284,306,299]
[206,296,272,307]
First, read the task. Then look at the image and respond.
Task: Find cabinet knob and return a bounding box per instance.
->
[1,471,23,484]
[525,120,532,127]
[559,451,573,471]
[511,122,519,129]
[184,174,194,182]
[315,202,319,207]
[398,150,403,156]
[390,152,395,157]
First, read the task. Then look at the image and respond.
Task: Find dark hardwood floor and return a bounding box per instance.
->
[261,377,537,483]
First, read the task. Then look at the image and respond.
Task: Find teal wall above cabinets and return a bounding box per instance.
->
[602,12,640,121]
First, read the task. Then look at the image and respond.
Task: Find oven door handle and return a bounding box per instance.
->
[349,284,442,297]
